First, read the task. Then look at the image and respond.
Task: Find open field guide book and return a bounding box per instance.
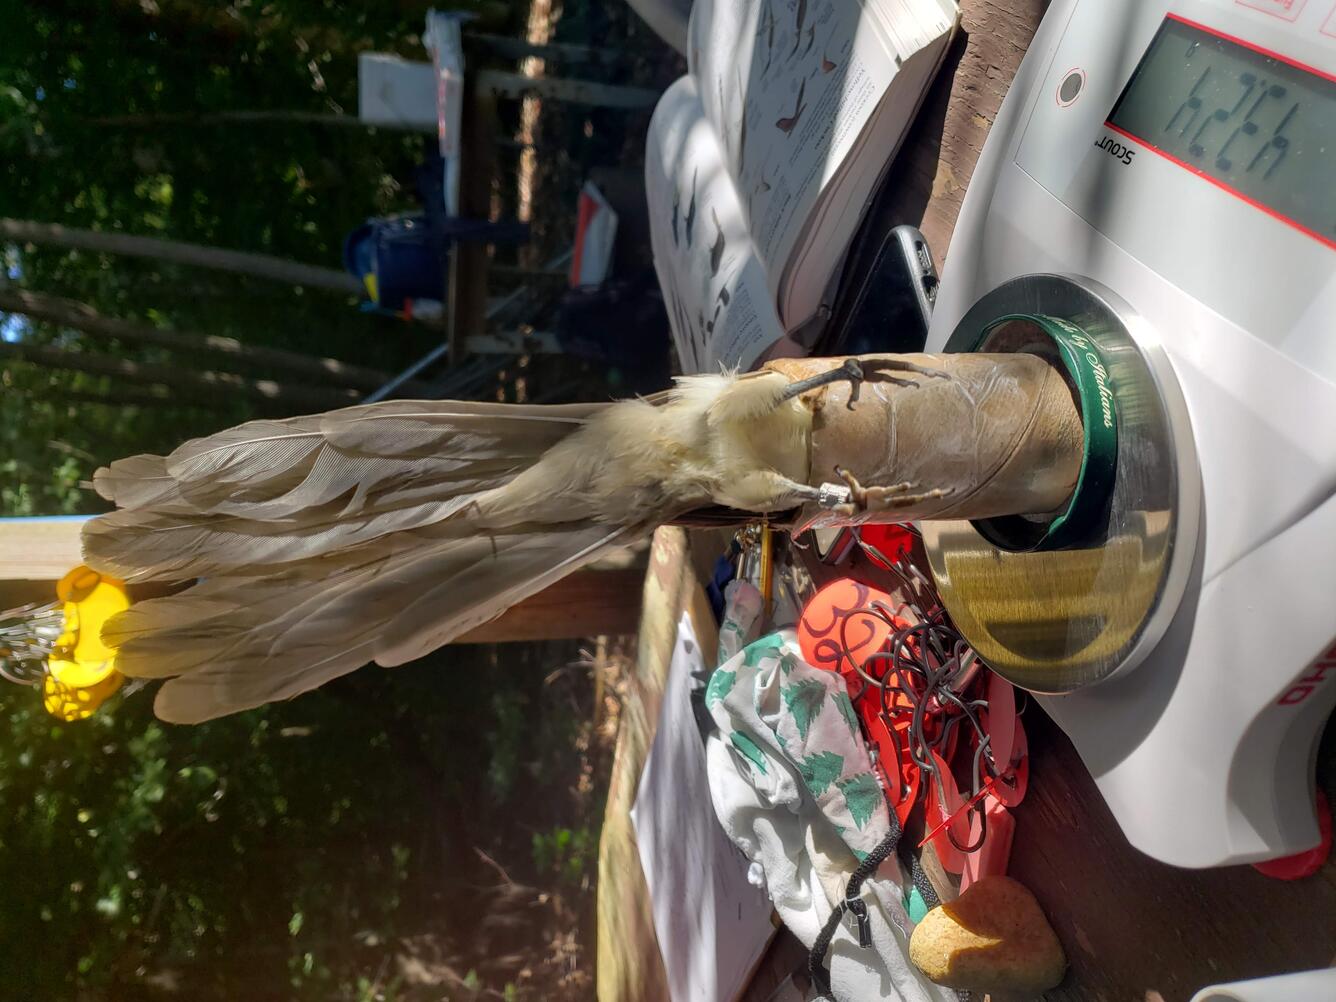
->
[646,0,958,373]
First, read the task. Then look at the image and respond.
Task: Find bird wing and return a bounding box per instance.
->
[85,399,607,583]
[105,518,644,723]
[83,396,648,722]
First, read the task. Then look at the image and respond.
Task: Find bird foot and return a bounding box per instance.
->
[781,357,867,409]
[780,357,951,412]
[830,466,956,516]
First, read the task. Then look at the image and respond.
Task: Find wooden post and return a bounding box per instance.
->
[447,87,498,364]
[474,70,659,109]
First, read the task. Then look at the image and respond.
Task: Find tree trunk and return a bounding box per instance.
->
[0,288,423,394]
[465,33,629,69]
[0,340,360,410]
[0,219,361,294]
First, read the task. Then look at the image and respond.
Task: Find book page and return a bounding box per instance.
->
[629,614,776,1002]
[688,0,903,280]
[688,0,955,329]
[646,77,786,372]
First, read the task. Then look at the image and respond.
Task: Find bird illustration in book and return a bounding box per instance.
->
[709,208,725,276]
[789,0,807,56]
[684,168,698,247]
[83,356,963,722]
[761,0,776,75]
[776,78,806,134]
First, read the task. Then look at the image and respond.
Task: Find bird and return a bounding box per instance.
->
[776,79,806,134]
[709,208,726,275]
[85,350,1088,724]
[83,357,950,723]
[683,168,698,247]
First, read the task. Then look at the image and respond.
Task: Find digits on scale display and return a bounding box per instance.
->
[1106,15,1336,244]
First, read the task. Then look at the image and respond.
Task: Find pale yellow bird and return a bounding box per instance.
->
[85,353,1080,722]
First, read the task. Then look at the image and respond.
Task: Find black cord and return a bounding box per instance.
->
[808,820,901,999]
[836,604,998,856]
[807,802,946,1000]
[808,555,1005,998]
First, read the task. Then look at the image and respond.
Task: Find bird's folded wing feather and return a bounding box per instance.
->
[82,397,645,722]
[105,519,639,723]
[85,399,609,582]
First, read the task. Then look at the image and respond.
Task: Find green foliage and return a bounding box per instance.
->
[530,824,594,889]
[0,0,511,515]
[0,637,601,1000]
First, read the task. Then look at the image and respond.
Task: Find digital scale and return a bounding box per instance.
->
[920,0,1336,867]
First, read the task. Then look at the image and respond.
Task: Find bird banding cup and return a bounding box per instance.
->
[785,338,1103,539]
[916,275,1192,695]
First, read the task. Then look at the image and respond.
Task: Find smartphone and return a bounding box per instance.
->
[814,224,938,356]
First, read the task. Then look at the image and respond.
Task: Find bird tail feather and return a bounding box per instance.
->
[82,398,636,722]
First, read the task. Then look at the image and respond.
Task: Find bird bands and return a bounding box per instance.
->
[959,314,1119,552]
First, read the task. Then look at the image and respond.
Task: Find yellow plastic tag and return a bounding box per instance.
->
[42,566,131,719]
[43,670,124,721]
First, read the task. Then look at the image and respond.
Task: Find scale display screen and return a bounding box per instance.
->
[1106,14,1336,250]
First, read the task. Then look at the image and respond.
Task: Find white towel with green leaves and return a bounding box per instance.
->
[704,625,951,1002]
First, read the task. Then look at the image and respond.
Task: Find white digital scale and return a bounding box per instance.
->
[920,0,1336,867]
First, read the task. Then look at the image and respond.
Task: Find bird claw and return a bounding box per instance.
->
[831,466,955,516]
[779,356,948,411]
[841,358,864,410]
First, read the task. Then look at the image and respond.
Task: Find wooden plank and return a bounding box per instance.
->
[3,517,641,643]
[465,330,561,355]
[455,567,644,643]
[0,518,86,581]
[596,527,719,1002]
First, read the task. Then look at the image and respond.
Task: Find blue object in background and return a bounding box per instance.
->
[705,541,739,623]
[343,214,446,310]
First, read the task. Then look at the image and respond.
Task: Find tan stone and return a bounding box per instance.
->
[909,876,1066,995]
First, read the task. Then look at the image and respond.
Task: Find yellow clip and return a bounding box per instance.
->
[43,670,124,721]
[43,566,130,720]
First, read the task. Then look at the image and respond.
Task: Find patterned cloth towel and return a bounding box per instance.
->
[706,630,893,861]
[703,624,951,1002]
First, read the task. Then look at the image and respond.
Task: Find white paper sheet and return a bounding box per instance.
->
[630,614,776,1002]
